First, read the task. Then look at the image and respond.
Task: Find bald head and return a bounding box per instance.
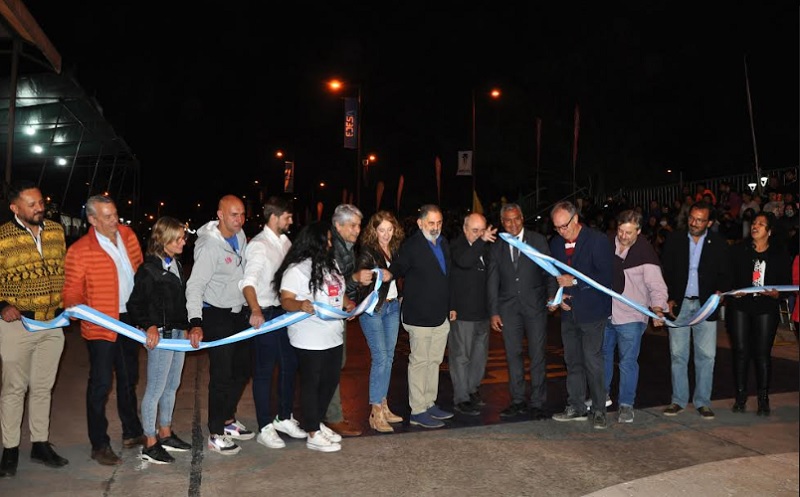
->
[463,213,487,244]
[217,195,245,237]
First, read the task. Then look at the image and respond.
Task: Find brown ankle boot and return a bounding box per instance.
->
[381,398,403,423]
[369,404,394,433]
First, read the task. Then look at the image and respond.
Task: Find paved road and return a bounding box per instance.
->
[0,317,797,496]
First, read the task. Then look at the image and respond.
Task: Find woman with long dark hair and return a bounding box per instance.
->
[273,221,354,452]
[726,212,791,416]
[355,211,405,432]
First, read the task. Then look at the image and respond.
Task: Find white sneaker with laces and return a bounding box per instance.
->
[207,434,241,455]
[224,419,255,440]
[306,431,341,452]
[257,424,286,449]
[273,414,307,439]
[318,423,343,443]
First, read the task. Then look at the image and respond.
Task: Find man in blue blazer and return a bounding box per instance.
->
[549,201,614,429]
[488,204,558,421]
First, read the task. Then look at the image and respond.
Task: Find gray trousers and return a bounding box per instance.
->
[501,307,548,407]
[448,319,490,404]
[562,316,607,414]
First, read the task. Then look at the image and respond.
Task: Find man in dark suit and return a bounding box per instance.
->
[660,201,732,420]
[449,213,497,416]
[488,204,558,421]
[389,204,453,429]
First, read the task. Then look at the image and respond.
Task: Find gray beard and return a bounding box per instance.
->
[422,231,439,243]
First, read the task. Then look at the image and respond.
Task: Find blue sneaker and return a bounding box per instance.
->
[427,405,454,420]
[409,412,445,429]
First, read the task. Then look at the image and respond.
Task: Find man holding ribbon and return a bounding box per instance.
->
[660,201,731,420]
[548,201,614,429]
[63,194,145,465]
[0,180,69,477]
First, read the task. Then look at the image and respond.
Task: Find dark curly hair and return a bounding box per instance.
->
[273,220,340,296]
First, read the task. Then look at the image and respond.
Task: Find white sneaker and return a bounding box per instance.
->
[584,395,613,408]
[224,419,255,440]
[207,434,241,455]
[306,431,341,452]
[273,414,307,439]
[318,423,342,443]
[256,424,285,449]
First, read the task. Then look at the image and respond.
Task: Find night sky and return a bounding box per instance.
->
[22,2,799,222]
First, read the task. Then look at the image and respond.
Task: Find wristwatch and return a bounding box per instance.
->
[572,278,578,286]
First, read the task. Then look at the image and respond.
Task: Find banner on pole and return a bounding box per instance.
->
[283,161,295,193]
[344,97,358,149]
[457,151,473,176]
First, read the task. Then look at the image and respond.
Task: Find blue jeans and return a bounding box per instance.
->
[252,306,298,430]
[603,320,647,407]
[359,299,400,405]
[141,330,186,438]
[668,298,717,408]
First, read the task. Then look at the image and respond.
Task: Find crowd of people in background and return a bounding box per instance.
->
[0,168,797,476]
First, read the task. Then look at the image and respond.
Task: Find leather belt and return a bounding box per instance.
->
[684,296,699,300]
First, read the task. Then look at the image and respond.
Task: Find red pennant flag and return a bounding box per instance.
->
[435,156,442,203]
[396,175,404,213]
[376,181,385,210]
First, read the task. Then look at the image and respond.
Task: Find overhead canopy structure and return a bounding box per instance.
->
[0,0,140,221]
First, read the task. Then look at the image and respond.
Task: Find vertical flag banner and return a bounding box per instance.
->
[396,175,404,214]
[343,97,358,149]
[283,161,295,193]
[435,156,442,203]
[472,190,484,214]
[456,150,473,176]
[348,191,354,205]
[376,180,385,210]
[316,201,324,221]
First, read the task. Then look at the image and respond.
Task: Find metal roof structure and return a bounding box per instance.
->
[0,0,140,220]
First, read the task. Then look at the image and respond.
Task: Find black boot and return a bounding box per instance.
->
[31,441,69,467]
[0,447,19,478]
[731,390,747,413]
[757,391,771,416]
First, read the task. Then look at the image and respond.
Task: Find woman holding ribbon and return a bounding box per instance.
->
[274,221,354,452]
[127,217,202,464]
[355,211,405,433]
[726,212,791,416]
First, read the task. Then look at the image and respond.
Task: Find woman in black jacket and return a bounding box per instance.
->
[127,217,202,464]
[726,212,792,416]
[355,211,405,432]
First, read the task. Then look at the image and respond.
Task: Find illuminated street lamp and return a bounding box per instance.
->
[327,79,363,205]
[471,87,501,206]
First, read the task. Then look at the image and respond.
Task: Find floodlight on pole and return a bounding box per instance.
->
[747,182,757,193]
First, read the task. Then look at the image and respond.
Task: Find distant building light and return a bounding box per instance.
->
[24,126,36,136]
[56,157,68,166]
[31,145,43,154]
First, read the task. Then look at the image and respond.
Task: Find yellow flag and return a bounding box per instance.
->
[472,190,484,214]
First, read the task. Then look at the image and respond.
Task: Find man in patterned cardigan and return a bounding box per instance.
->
[0,180,69,477]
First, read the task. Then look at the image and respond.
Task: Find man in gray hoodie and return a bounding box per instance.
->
[186,195,253,455]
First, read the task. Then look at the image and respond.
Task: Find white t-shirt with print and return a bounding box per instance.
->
[281,259,345,350]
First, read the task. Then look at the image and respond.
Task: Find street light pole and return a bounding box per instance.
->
[471,88,476,206]
[356,86,362,207]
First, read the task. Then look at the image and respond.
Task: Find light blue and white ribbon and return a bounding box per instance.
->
[21,268,385,351]
[500,232,798,328]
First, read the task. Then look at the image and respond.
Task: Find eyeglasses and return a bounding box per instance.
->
[553,213,576,232]
[688,215,709,225]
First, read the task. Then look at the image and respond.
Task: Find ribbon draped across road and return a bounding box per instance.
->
[500,232,799,328]
[21,269,384,352]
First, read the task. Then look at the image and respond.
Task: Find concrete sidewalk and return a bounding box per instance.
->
[0,327,797,496]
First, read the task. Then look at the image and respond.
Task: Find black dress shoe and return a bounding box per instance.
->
[500,402,529,418]
[31,441,69,467]
[454,401,481,416]
[529,407,548,420]
[0,447,19,477]
[469,391,487,407]
[123,434,146,448]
